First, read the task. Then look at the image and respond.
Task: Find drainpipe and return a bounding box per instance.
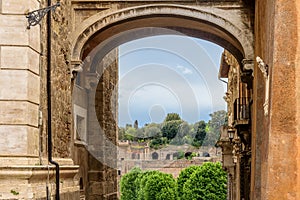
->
[47,0,60,199]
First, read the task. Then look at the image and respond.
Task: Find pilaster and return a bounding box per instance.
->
[0,0,40,165]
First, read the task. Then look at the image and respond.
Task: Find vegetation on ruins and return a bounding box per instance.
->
[118,110,227,149]
[120,162,227,200]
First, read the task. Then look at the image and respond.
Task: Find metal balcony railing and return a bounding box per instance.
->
[234,97,250,122]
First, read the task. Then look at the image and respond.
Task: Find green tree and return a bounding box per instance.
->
[144,123,161,139]
[182,162,227,200]
[192,120,207,148]
[161,120,182,140]
[124,127,137,141]
[136,128,145,139]
[170,121,190,145]
[134,120,139,129]
[138,171,177,200]
[177,165,201,199]
[120,167,142,200]
[164,113,181,122]
[118,127,126,140]
[205,110,228,146]
[149,137,168,149]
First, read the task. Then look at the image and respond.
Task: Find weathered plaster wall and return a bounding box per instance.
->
[254,0,300,199]
[297,2,300,199]
[251,0,275,198]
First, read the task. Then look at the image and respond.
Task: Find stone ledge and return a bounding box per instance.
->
[0,164,79,199]
[0,165,79,181]
[0,157,76,167]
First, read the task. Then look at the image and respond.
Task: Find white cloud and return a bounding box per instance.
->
[176,65,193,75]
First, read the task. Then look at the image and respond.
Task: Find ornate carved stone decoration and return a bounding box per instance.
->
[241,59,254,89]
[256,56,269,116]
[242,59,254,71]
[70,60,84,79]
[256,57,268,79]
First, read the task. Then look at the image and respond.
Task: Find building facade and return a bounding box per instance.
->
[218,50,252,200]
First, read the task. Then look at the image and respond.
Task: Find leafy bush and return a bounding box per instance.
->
[136,170,159,200]
[121,169,177,200]
[141,171,177,200]
[120,162,227,200]
[149,137,168,149]
[120,167,142,200]
[182,162,227,200]
[177,165,201,199]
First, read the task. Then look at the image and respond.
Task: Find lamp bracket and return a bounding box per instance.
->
[26,2,60,29]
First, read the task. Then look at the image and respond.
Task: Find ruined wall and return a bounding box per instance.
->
[253,0,300,199]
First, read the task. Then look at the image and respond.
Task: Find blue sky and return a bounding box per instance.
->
[118,35,226,127]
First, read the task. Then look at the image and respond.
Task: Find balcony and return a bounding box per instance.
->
[233,97,250,126]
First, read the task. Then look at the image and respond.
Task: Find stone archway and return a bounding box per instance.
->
[70,4,254,69]
[70,3,254,199]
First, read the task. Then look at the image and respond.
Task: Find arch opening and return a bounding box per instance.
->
[71,5,254,200]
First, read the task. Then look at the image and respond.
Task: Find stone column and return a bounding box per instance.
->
[0,2,43,198]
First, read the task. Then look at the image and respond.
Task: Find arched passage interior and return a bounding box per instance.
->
[71,5,254,199]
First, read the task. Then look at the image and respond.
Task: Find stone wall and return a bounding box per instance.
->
[40,0,73,159]
[89,49,119,200]
[253,0,300,199]
[73,48,119,199]
[0,0,79,199]
[0,0,40,164]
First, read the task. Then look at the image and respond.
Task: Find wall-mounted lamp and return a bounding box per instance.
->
[228,128,235,143]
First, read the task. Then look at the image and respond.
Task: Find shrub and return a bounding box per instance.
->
[120,167,142,200]
[182,162,227,200]
[177,165,201,199]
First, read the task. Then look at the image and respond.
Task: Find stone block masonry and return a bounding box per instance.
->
[0,0,79,199]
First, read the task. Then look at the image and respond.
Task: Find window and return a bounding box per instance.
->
[152,152,159,160]
[74,104,87,142]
